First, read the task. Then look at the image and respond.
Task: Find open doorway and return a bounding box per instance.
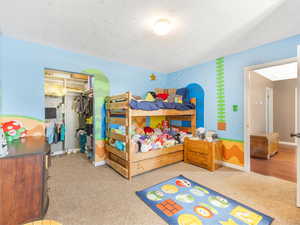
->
[44,69,94,162]
[245,59,297,182]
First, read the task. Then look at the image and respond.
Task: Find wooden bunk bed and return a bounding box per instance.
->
[105,92,196,180]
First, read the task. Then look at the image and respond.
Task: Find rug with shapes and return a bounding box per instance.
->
[136,175,273,225]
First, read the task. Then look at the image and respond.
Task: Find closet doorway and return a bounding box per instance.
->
[44,69,94,162]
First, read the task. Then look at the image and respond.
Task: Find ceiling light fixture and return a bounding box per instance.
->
[153,19,172,36]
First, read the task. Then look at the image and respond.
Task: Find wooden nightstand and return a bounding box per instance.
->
[184,138,222,171]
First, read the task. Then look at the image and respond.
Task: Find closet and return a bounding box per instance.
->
[44,69,94,160]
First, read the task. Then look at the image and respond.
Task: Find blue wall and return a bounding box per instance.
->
[1,34,300,143]
[168,34,300,141]
[0,36,166,120]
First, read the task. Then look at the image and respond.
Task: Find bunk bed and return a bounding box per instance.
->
[105,92,196,180]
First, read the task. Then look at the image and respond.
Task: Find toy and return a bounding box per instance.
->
[145,92,156,101]
[144,127,154,135]
[174,95,183,104]
[161,120,169,130]
[1,120,27,142]
[114,140,125,151]
[196,127,206,140]
[140,139,152,152]
[206,130,218,142]
[156,93,169,101]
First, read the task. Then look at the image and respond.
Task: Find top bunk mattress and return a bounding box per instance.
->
[129,100,195,111]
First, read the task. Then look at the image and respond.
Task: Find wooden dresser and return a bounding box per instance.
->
[0,137,50,225]
[184,138,222,171]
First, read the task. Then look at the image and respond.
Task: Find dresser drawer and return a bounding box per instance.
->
[186,140,211,154]
[187,151,208,166]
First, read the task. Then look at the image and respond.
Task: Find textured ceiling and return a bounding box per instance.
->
[1,0,300,73]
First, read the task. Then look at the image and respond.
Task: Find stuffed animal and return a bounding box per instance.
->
[145,92,156,101]
[144,127,154,135]
[1,120,27,142]
[156,93,169,101]
[140,139,152,152]
[161,120,169,130]
[174,95,183,104]
[114,140,125,151]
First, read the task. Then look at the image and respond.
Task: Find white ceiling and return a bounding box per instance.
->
[255,62,297,81]
[1,0,300,73]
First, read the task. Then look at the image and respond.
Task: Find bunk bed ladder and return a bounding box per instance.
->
[105,93,130,179]
[126,92,132,180]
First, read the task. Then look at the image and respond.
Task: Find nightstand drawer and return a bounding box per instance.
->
[184,138,222,171]
[187,151,208,165]
[185,140,211,154]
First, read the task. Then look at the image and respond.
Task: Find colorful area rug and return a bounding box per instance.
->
[136,175,273,225]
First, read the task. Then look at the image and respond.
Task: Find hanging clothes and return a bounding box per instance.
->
[72,92,93,118]
[60,124,65,142]
[77,129,87,153]
[46,122,65,144]
[46,122,55,144]
[53,124,60,144]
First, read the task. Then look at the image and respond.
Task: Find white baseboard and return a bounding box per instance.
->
[51,150,66,156]
[94,160,106,167]
[218,161,245,171]
[279,141,297,146]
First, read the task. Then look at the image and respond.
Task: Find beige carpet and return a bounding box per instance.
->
[46,154,300,225]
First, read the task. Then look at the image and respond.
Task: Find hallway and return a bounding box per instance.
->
[251,144,296,182]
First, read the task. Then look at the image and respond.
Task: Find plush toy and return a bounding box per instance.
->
[174,95,183,104]
[145,92,156,101]
[140,139,152,152]
[152,141,162,150]
[1,120,27,142]
[155,136,165,145]
[144,127,154,135]
[114,140,125,151]
[161,120,169,130]
[109,138,115,146]
[156,93,169,101]
[154,128,162,135]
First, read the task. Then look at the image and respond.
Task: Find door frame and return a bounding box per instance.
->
[44,68,96,160]
[265,87,273,134]
[243,57,297,172]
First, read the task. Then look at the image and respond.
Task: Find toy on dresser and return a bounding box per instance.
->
[195,127,218,142]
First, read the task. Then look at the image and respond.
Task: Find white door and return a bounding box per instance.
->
[297,47,300,207]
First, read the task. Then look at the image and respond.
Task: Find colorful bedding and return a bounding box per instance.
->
[130,100,195,111]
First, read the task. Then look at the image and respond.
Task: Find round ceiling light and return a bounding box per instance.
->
[153,19,172,36]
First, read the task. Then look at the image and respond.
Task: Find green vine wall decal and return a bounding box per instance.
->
[216,57,226,130]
